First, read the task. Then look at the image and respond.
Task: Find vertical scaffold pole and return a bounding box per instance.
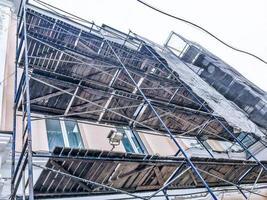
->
[11,0,24,194]
[98,33,218,200]
[139,39,267,172]
[22,1,34,199]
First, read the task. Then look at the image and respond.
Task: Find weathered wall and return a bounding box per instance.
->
[79,122,125,152]
[0,0,15,131]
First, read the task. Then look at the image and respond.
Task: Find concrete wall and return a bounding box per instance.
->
[15,116,128,153]
[79,123,125,152]
[12,112,267,160]
[14,114,210,157]
[0,0,265,160]
[15,114,49,152]
[0,0,16,132]
[138,131,177,156]
[15,116,127,153]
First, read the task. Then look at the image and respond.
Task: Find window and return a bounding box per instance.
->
[207,139,243,152]
[117,127,147,154]
[237,132,257,148]
[64,120,83,148]
[46,119,84,151]
[46,119,64,150]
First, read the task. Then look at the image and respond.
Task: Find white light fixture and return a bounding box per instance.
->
[107,130,124,150]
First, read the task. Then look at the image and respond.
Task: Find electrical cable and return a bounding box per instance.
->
[137,0,267,65]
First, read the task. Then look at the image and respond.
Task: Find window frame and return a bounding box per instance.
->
[46,118,84,150]
[118,127,147,154]
[63,119,84,148]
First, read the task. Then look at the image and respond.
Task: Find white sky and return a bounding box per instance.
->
[42,0,267,92]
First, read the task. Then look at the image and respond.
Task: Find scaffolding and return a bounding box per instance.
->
[11,0,267,199]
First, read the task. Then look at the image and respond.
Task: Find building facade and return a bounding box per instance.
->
[0,0,267,199]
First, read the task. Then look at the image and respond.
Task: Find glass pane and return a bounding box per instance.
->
[237,132,256,148]
[65,120,83,148]
[242,135,256,147]
[129,132,144,154]
[46,119,64,151]
[121,133,135,153]
[119,128,145,154]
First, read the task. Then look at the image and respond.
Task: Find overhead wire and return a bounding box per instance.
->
[137,0,267,65]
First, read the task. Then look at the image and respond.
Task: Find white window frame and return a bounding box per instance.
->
[46,118,83,149]
[120,127,146,154]
[59,118,70,147]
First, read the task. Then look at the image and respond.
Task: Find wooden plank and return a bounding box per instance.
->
[34,170,50,192]
[179,171,191,186]
[39,158,58,192]
[131,167,153,188]
[123,172,140,189]
[210,168,225,179]
[95,162,117,183]
[83,161,102,180]
[90,161,111,183]
[153,167,164,185]
[50,160,91,192]
[160,165,177,181]
[68,150,89,192]
[60,149,81,192]
[118,165,153,179]
[134,167,154,188]
[188,170,198,186]
[112,163,139,189]
[34,148,267,197]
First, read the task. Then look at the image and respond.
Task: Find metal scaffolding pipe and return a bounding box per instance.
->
[11,2,267,200]
[135,36,267,172]
[33,163,146,200]
[97,35,218,199]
